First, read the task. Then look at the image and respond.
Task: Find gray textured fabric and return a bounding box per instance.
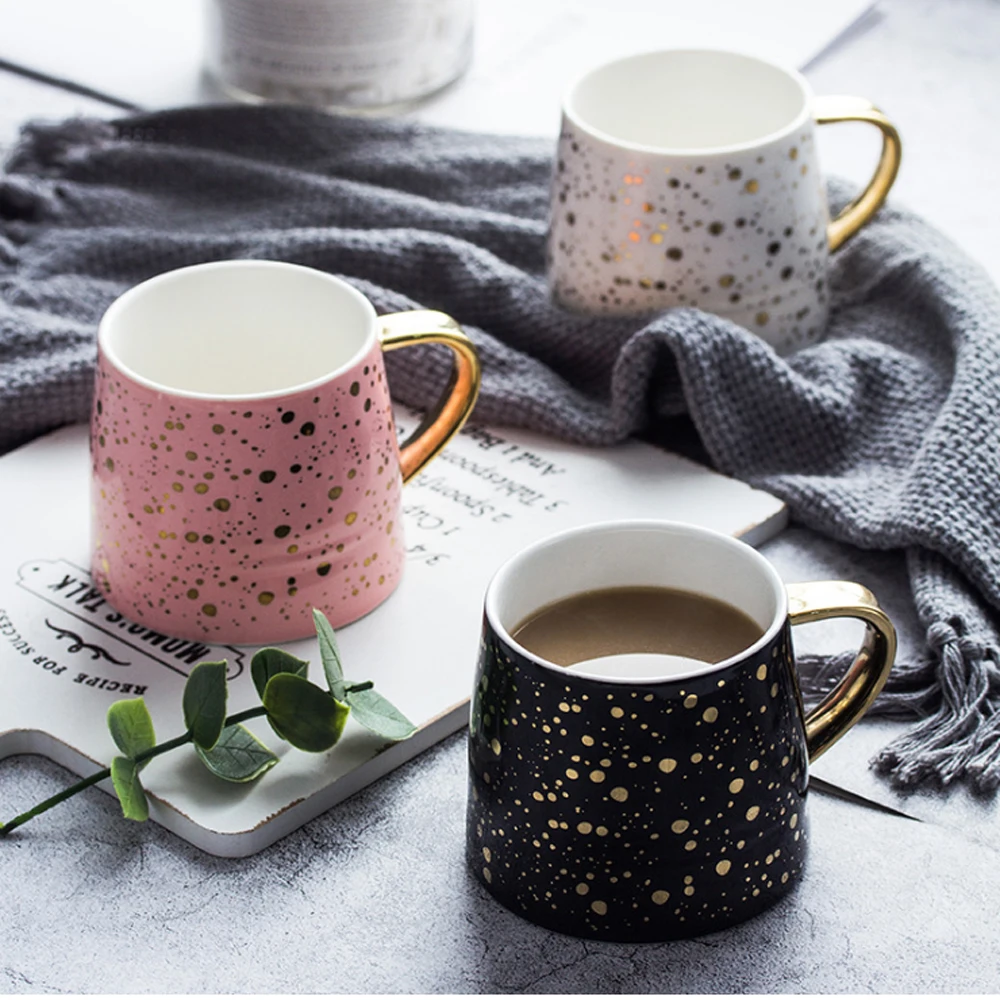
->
[2,106,1000,791]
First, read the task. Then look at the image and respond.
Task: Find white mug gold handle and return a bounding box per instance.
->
[813,95,903,252]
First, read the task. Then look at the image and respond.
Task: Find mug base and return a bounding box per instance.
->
[550,287,827,355]
[471,861,802,943]
[90,563,404,647]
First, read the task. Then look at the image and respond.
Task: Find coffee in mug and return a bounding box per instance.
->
[512,585,763,677]
[91,260,480,644]
[547,48,902,353]
[467,520,895,941]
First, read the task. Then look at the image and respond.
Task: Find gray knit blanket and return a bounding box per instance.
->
[3,107,999,793]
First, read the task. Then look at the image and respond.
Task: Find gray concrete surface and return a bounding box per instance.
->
[2,0,1000,992]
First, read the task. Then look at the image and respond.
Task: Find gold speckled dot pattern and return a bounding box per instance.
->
[548,117,832,353]
[91,339,406,644]
[467,619,809,942]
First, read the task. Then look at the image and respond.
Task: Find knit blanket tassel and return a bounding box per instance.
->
[799,620,1000,794]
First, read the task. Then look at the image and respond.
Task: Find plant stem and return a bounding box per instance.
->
[0,767,110,837]
[225,706,269,727]
[345,681,374,694]
[0,705,270,837]
[133,730,193,766]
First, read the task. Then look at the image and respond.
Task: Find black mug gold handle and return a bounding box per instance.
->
[379,310,481,483]
[813,96,902,252]
[787,580,897,761]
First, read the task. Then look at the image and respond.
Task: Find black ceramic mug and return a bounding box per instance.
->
[466,521,896,941]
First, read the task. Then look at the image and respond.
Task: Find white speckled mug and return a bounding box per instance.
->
[547,49,902,353]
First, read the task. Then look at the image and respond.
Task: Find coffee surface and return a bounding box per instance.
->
[512,585,763,671]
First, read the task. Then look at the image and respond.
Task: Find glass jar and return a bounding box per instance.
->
[205,0,475,111]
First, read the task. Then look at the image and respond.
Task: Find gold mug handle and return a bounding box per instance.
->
[813,95,903,252]
[379,310,482,483]
[787,580,897,761]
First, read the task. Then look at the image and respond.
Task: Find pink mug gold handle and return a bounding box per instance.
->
[787,580,897,761]
[380,310,482,483]
[813,96,903,252]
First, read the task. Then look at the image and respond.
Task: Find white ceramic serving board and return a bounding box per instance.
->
[0,407,785,855]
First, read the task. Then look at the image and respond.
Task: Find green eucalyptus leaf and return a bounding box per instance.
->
[344,685,417,741]
[265,715,290,744]
[312,608,346,701]
[182,660,228,751]
[195,724,279,783]
[251,648,309,742]
[110,756,148,821]
[250,647,309,701]
[107,698,156,761]
[263,672,349,753]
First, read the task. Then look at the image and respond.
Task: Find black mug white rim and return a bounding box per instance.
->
[484,519,789,686]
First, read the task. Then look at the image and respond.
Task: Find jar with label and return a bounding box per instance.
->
[205,0,475,110]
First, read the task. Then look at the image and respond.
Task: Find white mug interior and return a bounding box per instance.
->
[98,260,376,398]
[565,49,810,153]
[486,520,787,684]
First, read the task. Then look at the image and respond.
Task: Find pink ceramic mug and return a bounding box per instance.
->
[91,260,480,644]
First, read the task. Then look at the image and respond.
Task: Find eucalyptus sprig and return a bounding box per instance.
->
[0,609,415,836]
